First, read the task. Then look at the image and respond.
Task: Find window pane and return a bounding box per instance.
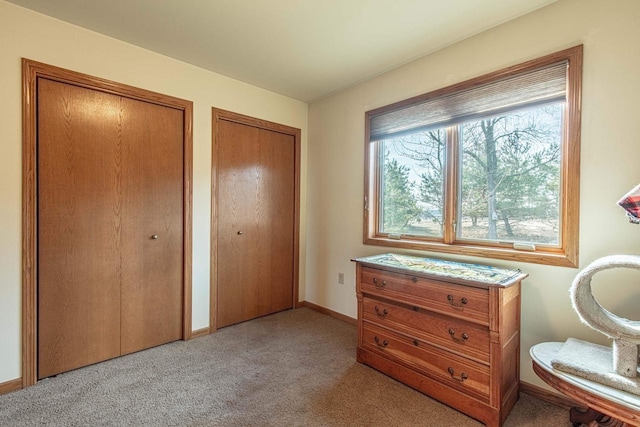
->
[379,129,445,237]
[457,103,563,245]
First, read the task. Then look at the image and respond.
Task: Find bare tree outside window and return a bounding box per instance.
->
[379,103,561,244]
[380,130,444,237]
[459,104,562,244]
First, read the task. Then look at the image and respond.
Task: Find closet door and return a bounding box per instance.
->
[119,98,184,355]
[216,120,295,328]
[38,79,123,378]
[37,78,184,379]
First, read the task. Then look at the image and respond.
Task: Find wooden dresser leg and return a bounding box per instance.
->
[570,407,626,426]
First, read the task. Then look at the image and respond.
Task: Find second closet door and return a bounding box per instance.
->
[216,119,294,328]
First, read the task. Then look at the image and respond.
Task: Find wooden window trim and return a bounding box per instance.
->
[363,46,583,268]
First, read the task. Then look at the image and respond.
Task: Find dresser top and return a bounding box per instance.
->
[353,253,527,288]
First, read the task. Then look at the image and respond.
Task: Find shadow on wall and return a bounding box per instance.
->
[589,268,640,322]
[521,276,607,347]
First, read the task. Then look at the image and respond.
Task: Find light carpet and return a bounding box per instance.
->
[0,308,570,426]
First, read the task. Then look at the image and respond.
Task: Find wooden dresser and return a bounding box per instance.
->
[353,253,527,427]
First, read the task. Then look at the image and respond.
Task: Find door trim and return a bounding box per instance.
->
[210,108,301,332]
[22,59,194,388]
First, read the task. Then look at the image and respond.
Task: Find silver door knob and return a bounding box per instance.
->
[237,231,243,235]
[151,234,159,240]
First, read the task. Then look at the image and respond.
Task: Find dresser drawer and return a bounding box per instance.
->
[361,322,490,401]
[362,296,490,364]
[361,267,490,324]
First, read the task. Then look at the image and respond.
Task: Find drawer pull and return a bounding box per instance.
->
[447,294,468,307]
[412,339,419,346]
[448,328,469,342]
[374,336,388,347]
[447,367,468,382]
[411,276,418,283]
[373,278,387,289]
[374,306,388,317]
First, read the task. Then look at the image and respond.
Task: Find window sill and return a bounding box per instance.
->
[364,236,577,268]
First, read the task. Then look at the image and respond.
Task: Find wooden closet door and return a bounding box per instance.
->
[255,129,294,315]
[38,79,184,378]
[120,98,184,355]
[216,120,294,328]
[38,79,123,378]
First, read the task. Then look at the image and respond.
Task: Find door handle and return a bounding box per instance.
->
[151,234,159,240]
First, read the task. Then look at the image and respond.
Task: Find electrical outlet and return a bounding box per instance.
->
[338,272,345,285]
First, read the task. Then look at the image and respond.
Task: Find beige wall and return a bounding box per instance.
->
[0,0,308,383]
[306,0,640,388]
[3,0,640,395]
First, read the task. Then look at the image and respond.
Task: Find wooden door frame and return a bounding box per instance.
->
[22,59,193,388]
[210,108,301,332]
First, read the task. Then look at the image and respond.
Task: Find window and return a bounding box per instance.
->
[364,46,582,267]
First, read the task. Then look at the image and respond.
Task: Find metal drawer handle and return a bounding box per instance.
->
[447,294,468,307]
[372,278,387,289]
[374,336,388,348]
[447,367,468,382]
[374,306,388,317]
[448,328,469,343]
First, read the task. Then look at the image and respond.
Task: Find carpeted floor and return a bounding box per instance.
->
[0,308,571,426]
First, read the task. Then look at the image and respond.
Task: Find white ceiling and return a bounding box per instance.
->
[7,0,557,102]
